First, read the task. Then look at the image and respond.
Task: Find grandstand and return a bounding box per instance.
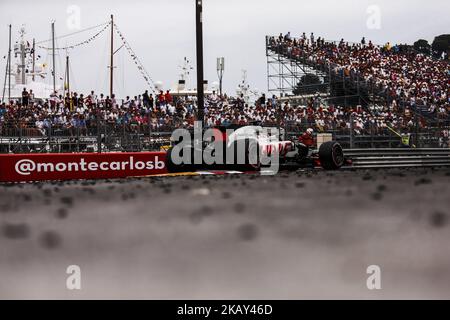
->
[266,35,371,107]
[266,33,449,118]
[266,33,449,147]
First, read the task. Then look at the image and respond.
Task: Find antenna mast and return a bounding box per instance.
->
[19,27,26,85]
[217,57,225,96]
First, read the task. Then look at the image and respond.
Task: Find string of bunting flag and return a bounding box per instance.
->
[113,23,157,93]
[37,22,111,51]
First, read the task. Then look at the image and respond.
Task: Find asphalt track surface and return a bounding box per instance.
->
[1,168,449,299]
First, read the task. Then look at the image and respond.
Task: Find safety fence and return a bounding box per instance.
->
[1,120,449,154]
[0,121,177,154]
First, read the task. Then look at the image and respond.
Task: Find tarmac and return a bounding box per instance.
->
[1,167,449,299]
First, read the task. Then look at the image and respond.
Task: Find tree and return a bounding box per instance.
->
[432,34,450,58]
[413,39,431,55]
[292,73,326,96]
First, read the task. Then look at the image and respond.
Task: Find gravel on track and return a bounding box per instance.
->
[1,168,449,299]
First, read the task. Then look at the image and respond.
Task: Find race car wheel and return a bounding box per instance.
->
[230,139,261,171]
[166,146,194,173]
[245,139,261,171]
[319,141,344,170]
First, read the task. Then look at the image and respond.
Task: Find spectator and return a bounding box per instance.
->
[22,88,29,106]
[165,90,173,105]
[143,90,150,109]
[158,91,166,105]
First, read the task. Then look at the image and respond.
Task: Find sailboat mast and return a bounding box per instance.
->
[32,38,35,82]
[52,21,56,93]
[20,32,25,85]
[7,24,12,102]
[2,25,12,103]
[66,55,70,97]
[110,14,114,98]
[1,57,7,104]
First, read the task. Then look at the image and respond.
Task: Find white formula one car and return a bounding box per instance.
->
[166,125,345,172]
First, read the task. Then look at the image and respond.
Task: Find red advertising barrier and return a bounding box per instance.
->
[0,152,168,183]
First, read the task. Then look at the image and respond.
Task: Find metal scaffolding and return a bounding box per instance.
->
[266,36,329,96]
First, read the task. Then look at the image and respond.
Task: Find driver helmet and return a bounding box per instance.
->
[306,128,314,135]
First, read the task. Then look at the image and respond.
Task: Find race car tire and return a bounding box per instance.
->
[166,146,195,173]
[230,139,261,171]
[246,139,261,171]
[319,141,344,170]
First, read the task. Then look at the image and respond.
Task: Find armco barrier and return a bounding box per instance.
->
[344,148,450,169]
[0,152,167,183]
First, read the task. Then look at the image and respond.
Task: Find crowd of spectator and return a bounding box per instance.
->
[0,32,448,144]
[0,88,447,140]
[0,89,198,135]
[268,32,449,120]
